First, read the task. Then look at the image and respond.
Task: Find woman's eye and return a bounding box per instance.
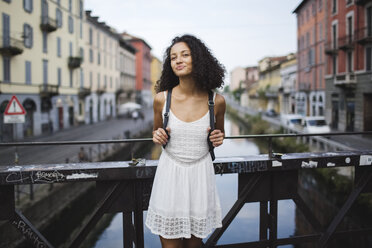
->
[171,57,176,61]
[183,54,189,57]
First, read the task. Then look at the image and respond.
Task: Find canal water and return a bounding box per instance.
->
[89,114,296,248]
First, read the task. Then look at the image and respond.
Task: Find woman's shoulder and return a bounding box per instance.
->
[153,91,167,106]
[214,92,226,106]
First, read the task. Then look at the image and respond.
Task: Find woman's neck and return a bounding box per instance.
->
[177,76,203,96]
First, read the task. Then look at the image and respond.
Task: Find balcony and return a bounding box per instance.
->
[68,56,82,69]
[355,0,369,5]
[96,88,106,95]
[78,87,91,99]
[333,73,356,87]
[298,82,311,92]
[0,36,23,56]
[39,84,59,98]
[355,27,372,45]
[40,16,58,32]
[324,42,338,55]
[338,35,354,50]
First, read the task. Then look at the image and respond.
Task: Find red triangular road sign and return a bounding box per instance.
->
[4,95,26,115]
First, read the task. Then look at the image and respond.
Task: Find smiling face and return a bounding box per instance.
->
[170,42,193,77]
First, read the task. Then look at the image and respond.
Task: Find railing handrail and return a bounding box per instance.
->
[1,131,371,147]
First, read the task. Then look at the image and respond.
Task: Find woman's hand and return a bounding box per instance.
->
[153,127,170,146]
[207,127,224,147]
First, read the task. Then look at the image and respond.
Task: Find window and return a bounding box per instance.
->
[80,68,84,88]
[56,8,62,27]
[3,57,10,82]
[367,6,372,37]
[69,42,73,56]
[69,70,73,87]
[333,55,337,75]
[25,61,31,84]
[89,28,93,45]
[90,71,92,88]
[104,75,107,88]
[318,0,322,12]
[366,47,372,71]
[24,0,33,13]
[69,0,72,12]
[57,68,62,86]
[332,23,337,48]
[79,1,83,18]
[319,22,323,40]
[98,52,101,65]
[97,73,100,88]
[57,37,61,57]
[89,49,93,63]
[332,0,337,14]
[42,31,47,53]
[110,77,112,88]
[23,23,33,48]
[347,51,353,73]
[319,44,322,63]
[68,16,74,34]
[312,3,316,16]
[68,16,74,33]
[57,0,60,5]
[42,59,48,85]
[3,0,11,3]
[346,0,352,5]
[80,21,83,39]
[97,33,100,48]
[80,47,84,62]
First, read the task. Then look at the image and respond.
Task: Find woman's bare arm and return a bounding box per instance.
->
[152,92,170,146]
[208,93,226,147]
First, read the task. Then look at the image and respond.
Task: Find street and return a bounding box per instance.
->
[0,107,154,166]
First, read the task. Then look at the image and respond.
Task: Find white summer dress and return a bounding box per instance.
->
[145,91,222,239]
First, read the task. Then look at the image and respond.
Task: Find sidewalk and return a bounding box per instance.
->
[0,107,154,166]
[225,95,372,151]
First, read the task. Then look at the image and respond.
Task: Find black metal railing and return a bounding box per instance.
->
[68,56,82,69]
[355,26,372,45]
[0,36,23,56]
[39,84,59,98]
[40,16,58,32]
[1,132,372,248]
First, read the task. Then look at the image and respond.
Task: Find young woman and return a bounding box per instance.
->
[145,34,226,248]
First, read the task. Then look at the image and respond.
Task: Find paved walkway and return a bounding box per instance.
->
[0,107,154,166]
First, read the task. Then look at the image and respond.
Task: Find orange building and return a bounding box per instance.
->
[122,33,152,106]
[294,0,327,117]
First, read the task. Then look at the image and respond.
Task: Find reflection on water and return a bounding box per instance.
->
[90,114,295,248]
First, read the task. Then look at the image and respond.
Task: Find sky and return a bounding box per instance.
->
[85,0,302,83]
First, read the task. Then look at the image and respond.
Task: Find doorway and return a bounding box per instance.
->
[364,94,372,131]
[331,100,339,130]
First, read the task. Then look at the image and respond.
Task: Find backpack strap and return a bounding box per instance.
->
[162,89,172,148]
[208,91,216,161]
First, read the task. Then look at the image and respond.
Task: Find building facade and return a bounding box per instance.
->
[230,66,246,91]
[123,33,152,106]
[83,11,123,124]
[117,38,136,106]
[0,0,85,141]
[151,55,162,96]
[294,0,326,117]
[324,0,372,132]
[280,56,298,115]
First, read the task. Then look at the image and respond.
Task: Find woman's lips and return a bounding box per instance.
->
[176,66,185,70]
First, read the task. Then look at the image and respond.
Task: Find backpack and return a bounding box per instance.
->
[162,88,216,161]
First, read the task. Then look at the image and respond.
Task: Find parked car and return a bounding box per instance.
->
[302,116,331,133]
[265,109,278,117]
[281,114,303,129]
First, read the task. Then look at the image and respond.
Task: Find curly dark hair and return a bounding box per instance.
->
[155,34,225,93]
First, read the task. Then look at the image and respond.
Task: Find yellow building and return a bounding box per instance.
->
[249,55,289,113]
[0,0,85,140]
[150,55,162,96]
[279,56,297,115]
